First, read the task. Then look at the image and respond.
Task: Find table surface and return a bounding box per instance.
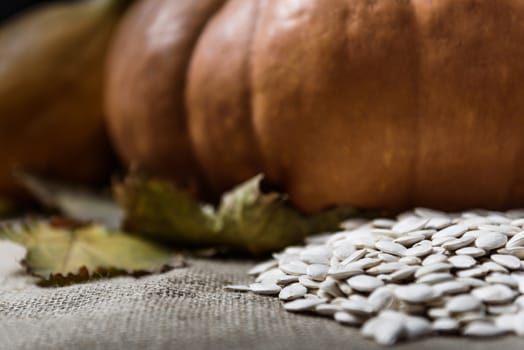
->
[1,241,523,350]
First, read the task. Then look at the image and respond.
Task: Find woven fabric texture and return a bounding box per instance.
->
[0,241,522,350]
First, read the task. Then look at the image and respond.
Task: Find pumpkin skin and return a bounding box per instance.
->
[106,0,524,213]
[0,0,124,198]
[105,0,225,194]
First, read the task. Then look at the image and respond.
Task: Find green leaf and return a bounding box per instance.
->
[17,172,123,229]
[1,221,179,286]
[115,173,356,255]
[215,175,355,254]
[113,174,217,245]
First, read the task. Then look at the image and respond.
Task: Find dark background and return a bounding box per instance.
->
[0,0,64,23]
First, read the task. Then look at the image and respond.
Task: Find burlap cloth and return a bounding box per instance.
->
[0,241,522,350]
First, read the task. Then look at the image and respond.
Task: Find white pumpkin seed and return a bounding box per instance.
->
[334,311,364,326]
[319,278,344,297]
[417,272,454,285]
[375,240,407,256]
[248,260,277,275]
[422,254,448,266]
[487,303,519,315]
[482,261,509,274]
[276,274,299,285]
[404,316,432,339]
[425,217,452,230]
[337,282,353,295]
[478,224,519,234]
[306,264,329,281]
[485,273,518,288]
[472,284,516,304]
[255,269,287,284]
[279,283,308,301]
[368,286,394,311]
[240,209,524,345]
[511,219,524,227]
[353,257,381,269]
[390,266,418,282]
[249,283,282,295]
[428,308,449,319]
[456,311,489,324]
[298,276,321,289]
[284,298,324,312]
[279,261,308,276]
[433,318,459,332]
[361,317,381,338]
[327,264,363,279]
[514,312,524,335]
[404,244,433,257]
[371,228,398,237]
[395,284,440,303]
[463,229,492,239]
[433,280,469,295]
[463,321,508,337]
[373,318,406,346]
[457,266,489,278]
[414,263,452,278]
[347,275,384,293]
[377,252,399,262]
[333,243,356,260]
[446,294,482,313]
[415,208,448,218]
[431,235,456,247]
[315,303,341,316]
[224,284,251,292]
[399,256,422,265]
[339,299,375,316]
[367,262,406,275]
[448,255,477,269]
[507,210,524,219]
[394,234,425,247]
[456,277,488,288]
[494,313,516,331]
[392,217,428,234]
[475,233,507,251]
[442,236,475,251]
[365,251,380,259]
[499,247,524,259]
[341,218,368,230]
[491,254,522,270]
[507,231,524,248]
[373,218,396,228]
[410,229,437,238]
[432,224,468,239]
[456,247,487,257]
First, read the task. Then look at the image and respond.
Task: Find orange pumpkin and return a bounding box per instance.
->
[0,0,125,197]
[106,0,524,213]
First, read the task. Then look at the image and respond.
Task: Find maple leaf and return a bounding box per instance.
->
[1,221,181,286]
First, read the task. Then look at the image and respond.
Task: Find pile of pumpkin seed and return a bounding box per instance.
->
[226,208,524,345]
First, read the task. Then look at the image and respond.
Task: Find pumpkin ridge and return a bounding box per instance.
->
[105,0,227,196]
[246,0,268,183]
[177,0,229,195]
[187,0,265,195]
[407,0,423,210]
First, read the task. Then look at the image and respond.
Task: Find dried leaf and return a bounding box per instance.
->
[1,221,178,286]
[113,174,216,245]
[17,172,123,229]
[115,174,356,254]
